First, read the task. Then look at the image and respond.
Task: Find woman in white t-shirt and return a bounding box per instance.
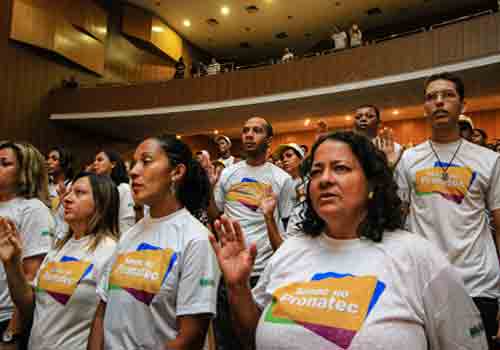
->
[210,131,488,350]
[0,172,118,350]
[0,141,54,346]
[88,135,220,350]
[46,146,75,240]
[93,150,135,234]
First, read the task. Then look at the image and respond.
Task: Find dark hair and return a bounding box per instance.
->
[300,144,309,154]
[154,135,211,214]
[301,131,403,242]
[263,120,274,137]
[49,146,75,180]
[473,128,487,141]
[355,104,380,121]
[101,150,129,185]
[424,72,465,101]
[57,172,119,251]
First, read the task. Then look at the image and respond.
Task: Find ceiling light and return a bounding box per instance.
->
[183,19,191,27]
[152,26,164,33]
[345,115,352,121]
[176,135,182,139]
[392,110,400,115]
[221,6,230,15]
[214,130,219,135]
[304,119,311,126]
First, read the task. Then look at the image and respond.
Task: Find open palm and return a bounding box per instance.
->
[0,218,22,263]
[209,216,256,287]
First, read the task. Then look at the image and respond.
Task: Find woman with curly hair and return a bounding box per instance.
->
[0,141,54,346]
[210,131,487,349]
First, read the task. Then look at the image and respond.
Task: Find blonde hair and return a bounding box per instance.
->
[56,172,119,252]
[0,141,49,205]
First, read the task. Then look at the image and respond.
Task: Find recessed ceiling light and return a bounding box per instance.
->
[183,19,191,27]
[221,6,230,15]
[152,26,164,33]
[393,110,400,115]
[304,119,311,126]
[214,130,219,135]
[345,115,352,121]
[176,135,182,139]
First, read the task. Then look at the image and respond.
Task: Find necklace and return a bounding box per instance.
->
[428,140,463,181]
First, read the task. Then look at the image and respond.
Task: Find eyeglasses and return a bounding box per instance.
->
[425,90,459,102]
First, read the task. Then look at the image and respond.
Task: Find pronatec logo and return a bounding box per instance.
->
[108,242,177,305]
[36,256,93,305]
[265,272,385,349]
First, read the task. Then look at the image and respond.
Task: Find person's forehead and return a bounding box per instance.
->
[355,107,377,115]
[0,148,16,158]
[135,139,161,156]
[244,118,266,128]
[425,79,457,94]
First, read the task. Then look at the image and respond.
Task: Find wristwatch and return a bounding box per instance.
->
[2,329,19,343]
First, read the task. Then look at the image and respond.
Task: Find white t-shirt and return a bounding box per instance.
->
[98,208,220,350]
[253,231,488,350]
[206,62,221,75]
[29,235,116,350]
[117,183,135,235]
[214,161,291,276]
[218,156,235,168]
[395,139,500,299]
[331,31,348,50]
[281,177,305,222]
[282,52,294,62]
[0,197,54,321]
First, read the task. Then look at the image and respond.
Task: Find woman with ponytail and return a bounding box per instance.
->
[88,135,219,350]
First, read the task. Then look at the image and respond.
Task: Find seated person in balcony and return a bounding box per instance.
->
[206,58,221,76]
[174,57,186,79]
[331,26,348,51]
[349,23,363,47]
[281,48,294,62]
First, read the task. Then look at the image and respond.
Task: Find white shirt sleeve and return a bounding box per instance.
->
[96,248,118,303]
[252,257,273,311]
[118,184,136,235]
[176,238,220,316]
[19,203,54,258]
[213,171,226,213]
[486,157,500,211]
[394,154,410,205]
[422,265,488,349]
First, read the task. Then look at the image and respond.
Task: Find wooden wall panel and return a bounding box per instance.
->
[10,0,55,50]
[121,4,151,42]
[0,0,205,161]
[151,17,183,61]
[433,22,464,64]
[54,18,105,74]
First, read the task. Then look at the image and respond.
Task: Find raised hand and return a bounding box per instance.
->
[260,192,277,219]
[0,217,23,264]
[375,127,399,167]
[209,215,256,288]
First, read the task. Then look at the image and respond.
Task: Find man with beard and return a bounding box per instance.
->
[395,72,500,349]
[353,104,403,168]
[211,117,291,350]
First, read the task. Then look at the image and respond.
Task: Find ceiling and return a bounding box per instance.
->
[58,61,500,141]
[126,0,496,61]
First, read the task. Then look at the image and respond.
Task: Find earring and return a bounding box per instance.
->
[170,181,176,195]
[368,191,374,199]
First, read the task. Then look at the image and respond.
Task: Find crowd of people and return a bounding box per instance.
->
[0,72,499,350]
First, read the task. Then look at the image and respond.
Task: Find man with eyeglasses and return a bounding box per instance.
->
[395,72,500,348]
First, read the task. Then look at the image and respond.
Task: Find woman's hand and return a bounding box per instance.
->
[209,215,257,288]
[0,218,22,264]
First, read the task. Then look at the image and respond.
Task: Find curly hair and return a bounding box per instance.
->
[301,131,403,242]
